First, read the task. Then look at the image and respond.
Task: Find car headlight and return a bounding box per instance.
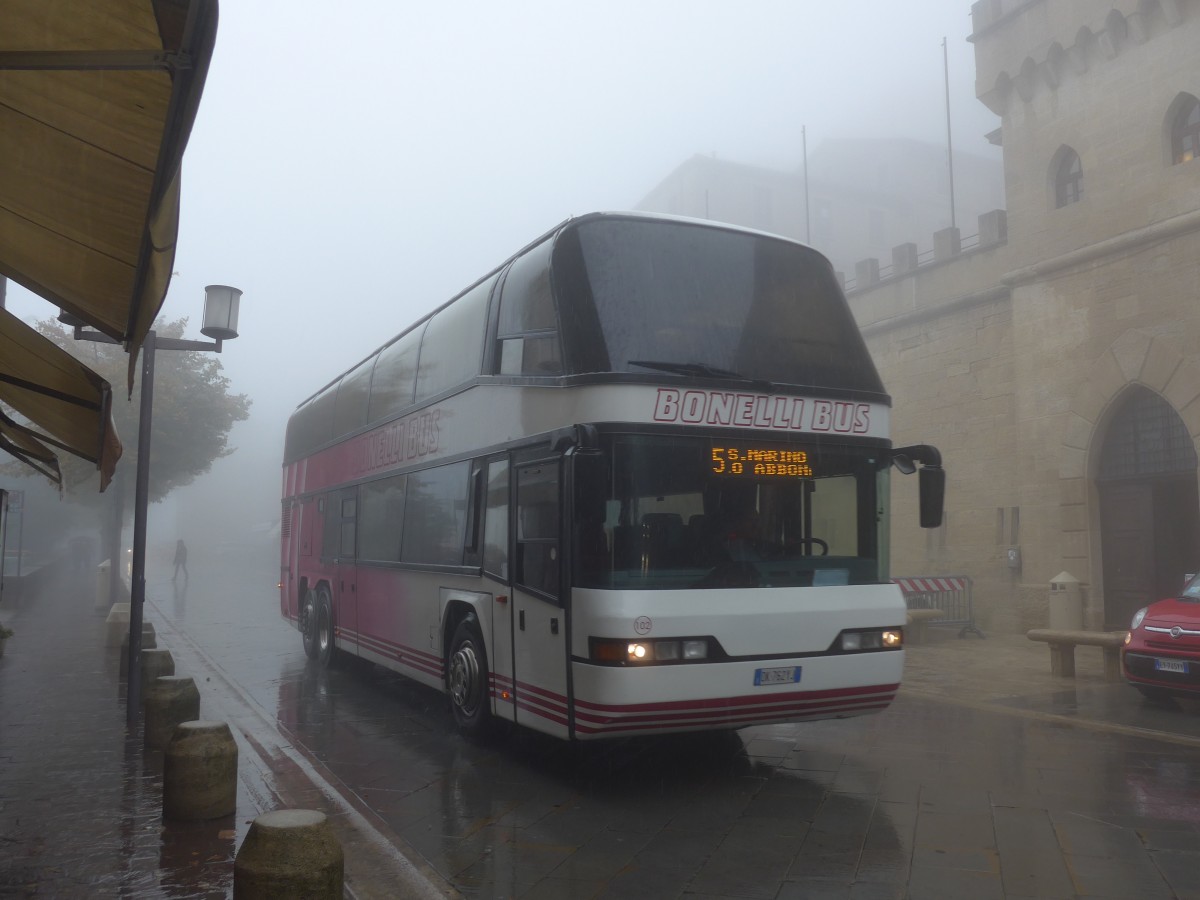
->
[1130,607,1148,630]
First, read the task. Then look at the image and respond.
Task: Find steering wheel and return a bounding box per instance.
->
[802,538,829,556]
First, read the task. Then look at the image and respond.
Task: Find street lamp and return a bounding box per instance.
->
[68,286,242,726]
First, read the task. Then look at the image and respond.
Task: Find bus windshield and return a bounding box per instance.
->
[574,434,890,590]
[554,217,885,394]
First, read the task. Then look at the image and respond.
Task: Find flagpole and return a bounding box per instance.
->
[943,36,957,230]
[802,125,811,243]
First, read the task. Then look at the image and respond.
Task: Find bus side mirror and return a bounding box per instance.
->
[919,466,945,529]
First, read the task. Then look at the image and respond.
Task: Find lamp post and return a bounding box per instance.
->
[67,285,242,726]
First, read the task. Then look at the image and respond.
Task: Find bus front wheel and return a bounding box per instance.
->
[300,590,319,660]
[315,589,335,668]
[448,617,491,737]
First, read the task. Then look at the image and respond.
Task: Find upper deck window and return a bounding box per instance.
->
[284,387,337,462]
[332,359,372,437]
[551,218,884,394]
[415,273,495,402]
[495,239,562,376]
[368,326,423,425]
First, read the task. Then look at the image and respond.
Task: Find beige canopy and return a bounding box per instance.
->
[0,410,62,487]
[0,307,120,489]
[0,0,218,487]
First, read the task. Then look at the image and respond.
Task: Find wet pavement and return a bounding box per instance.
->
[4,551,1200,898]
[0,562,450,899]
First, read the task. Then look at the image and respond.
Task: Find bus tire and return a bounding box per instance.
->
[315,588,335,668]
[448,617,492,738]
[300,589,319,660]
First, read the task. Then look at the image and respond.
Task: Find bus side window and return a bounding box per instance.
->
[339,490,357,560]
[483,457,509,580]
[516,462,559,600]
[321,493,339,561]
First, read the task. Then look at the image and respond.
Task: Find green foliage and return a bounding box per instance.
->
[13,318,251,504]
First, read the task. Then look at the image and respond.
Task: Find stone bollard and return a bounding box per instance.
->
[234,809,344,899]
[144,676,201,751]
[105,603,131,647]
[163,721,238,820]
[138,648,175,689]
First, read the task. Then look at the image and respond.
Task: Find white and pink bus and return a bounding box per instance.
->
[280,212,944,741]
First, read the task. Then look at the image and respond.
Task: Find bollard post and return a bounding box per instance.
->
[163,721,238,820]
[138,647,175,689]
[144,676,201,751]
[105,602,131,647]
[234,809,344,899]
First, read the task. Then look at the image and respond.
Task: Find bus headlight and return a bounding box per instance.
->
[591,637,713,664]
[838,629,902,652]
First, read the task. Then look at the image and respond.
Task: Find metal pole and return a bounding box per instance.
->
[14,498,22,579]
[802,125,810,244]
[943,36,957,230]
[109,482,122,607]
[125,331,155,726]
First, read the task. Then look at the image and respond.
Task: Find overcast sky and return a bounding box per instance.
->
[7,0,1001,532]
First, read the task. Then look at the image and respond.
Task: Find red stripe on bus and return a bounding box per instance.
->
[574,701,894,735]
[572,690,897,727]
[573,682,898,714]
[573,692,896,727]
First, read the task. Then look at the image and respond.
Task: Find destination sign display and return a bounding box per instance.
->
[711,446,813,478]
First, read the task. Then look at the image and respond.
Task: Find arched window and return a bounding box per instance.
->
[1171,95,1200,165]
[1053,148,1083,208]
[1099,387,1196,481]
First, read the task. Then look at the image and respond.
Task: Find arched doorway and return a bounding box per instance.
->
[1097,387,1199,628]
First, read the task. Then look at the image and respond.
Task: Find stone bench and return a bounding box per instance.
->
[1026,628,1126,682]
[906,608,942,644]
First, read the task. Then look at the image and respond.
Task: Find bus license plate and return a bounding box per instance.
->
[1155,658,1189,674]
[754,666,801,686]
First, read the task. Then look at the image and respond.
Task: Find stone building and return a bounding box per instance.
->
[639,0,1200,634]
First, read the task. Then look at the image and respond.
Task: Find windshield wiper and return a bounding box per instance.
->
[629,360,775,392]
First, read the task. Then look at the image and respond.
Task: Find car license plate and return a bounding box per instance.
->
[754,666,801,686]
[1154,658,1189,674]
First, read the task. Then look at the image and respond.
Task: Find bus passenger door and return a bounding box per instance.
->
[480,457,517,725]
[511,457,568,739]
[330,488,359,656]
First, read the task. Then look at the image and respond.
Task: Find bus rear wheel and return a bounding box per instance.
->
[300,591,320,659]
[448,617,491,737]
[315,588,335,668]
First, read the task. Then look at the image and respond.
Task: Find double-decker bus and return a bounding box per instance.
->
[280,212,944,741]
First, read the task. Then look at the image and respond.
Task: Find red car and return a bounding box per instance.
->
[1122,576,1200,699]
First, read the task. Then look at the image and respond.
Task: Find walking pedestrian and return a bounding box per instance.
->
[172,539,189,581]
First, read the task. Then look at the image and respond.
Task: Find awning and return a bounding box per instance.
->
[0,307,121,489]
[0,409,63,487]
[0,0,218,388]
[0,0,218,489]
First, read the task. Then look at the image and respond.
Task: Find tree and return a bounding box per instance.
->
[5,317,251,506]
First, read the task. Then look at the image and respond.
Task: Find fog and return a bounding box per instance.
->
[5,1,1000,545]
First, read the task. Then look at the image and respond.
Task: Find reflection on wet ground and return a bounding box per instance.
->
[0,570,247,899]
[268,653,1200,899]
[148,549,1200,898]
[993,682,1200,736]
